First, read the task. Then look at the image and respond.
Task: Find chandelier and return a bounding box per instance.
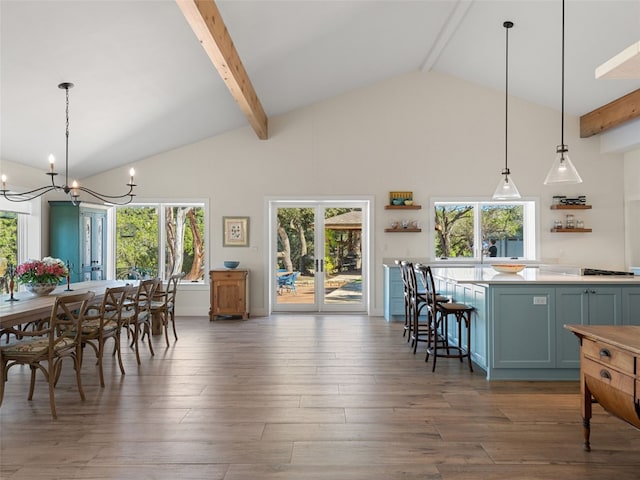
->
[0,82,137,204]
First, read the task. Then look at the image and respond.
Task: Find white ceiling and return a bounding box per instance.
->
[2,0,640,179]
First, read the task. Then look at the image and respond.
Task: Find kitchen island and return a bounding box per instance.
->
[383,262,640,380]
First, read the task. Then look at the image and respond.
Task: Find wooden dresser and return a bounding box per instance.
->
[565,324,640,451]
[209,269,249,320]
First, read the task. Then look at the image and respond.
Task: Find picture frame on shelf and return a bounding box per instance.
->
[223,216,249,247]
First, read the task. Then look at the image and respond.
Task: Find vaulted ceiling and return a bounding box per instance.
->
[2,0,640,179]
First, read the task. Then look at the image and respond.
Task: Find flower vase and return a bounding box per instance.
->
[25,283,57,296]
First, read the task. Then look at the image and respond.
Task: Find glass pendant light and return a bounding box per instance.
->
[493,21,521,200]
[544,0,582,185]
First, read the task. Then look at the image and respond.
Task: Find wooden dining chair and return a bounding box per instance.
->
[150,273,184,347]
[122,278,160,365]
[0,291,95,419]
[79,284,135,387]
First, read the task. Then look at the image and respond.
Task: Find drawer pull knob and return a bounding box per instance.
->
[600,370,612,380]
[599,348,611,358]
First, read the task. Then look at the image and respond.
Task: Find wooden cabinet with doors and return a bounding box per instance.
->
[209,269,249,320]
[49,201,107,283]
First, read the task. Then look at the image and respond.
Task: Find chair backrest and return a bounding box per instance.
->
[419,265,438,306]
[400,261,418,300]
[100,284,136,323]
[51,291,95,348]
[166,273,184,304]
[135,278,161,315]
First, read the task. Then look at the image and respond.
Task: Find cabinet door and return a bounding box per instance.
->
[556,286,622,368]
[622,287,640,325]
[555,287,588,368]
[492,287,555,369]
[80,210,107,281]
[212,277,245,315]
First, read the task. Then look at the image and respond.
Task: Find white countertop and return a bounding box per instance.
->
[431,266,640,285]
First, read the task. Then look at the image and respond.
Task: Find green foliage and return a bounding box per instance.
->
[0,212,18,265]
[116,207,159,278]
[277,207,356,275]
[435,203,524,258]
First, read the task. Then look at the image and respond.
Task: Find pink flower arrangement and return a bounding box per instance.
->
[16,257,68,285]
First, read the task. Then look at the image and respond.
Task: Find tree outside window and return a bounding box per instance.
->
[116,204,205,281]
[434,202,530,260]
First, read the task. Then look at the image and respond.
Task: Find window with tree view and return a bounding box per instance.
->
[116,204,205,282]
[0,211,18,293]
[434,201,535,260]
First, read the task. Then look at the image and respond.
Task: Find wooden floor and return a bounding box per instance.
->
[1,314,639,479]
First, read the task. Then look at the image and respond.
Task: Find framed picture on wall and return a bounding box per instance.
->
[223,216,249,247]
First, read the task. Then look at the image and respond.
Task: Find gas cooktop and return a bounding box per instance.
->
[581,268,634,276]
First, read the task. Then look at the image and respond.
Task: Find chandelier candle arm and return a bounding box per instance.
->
[0,82,138,204]
[493,20,521,200]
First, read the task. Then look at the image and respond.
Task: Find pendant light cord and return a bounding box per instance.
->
[561,0,565,148]
[505,21,510,172]
[65,85,70,188]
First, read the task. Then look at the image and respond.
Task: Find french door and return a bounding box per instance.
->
[269,199,369,313]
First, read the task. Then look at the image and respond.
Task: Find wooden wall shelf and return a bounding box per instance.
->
[384,228,422,233]
[550,228,593,233]
[384,205,421,210]
[550,205,592,210]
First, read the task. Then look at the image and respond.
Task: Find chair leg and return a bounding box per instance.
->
[171,310,178,341]
[47,367,57,420]
[115,335,126,375]
[0,361,7,407]
[28,365,37,400]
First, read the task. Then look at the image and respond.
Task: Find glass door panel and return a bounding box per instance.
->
[271,201,367,313]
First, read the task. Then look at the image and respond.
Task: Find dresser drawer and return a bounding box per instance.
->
[583,357,635,397]
[582,338,635,375]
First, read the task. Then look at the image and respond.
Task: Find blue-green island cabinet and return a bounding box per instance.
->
[383,264,405,321]
[49,201,107,283]
[383,263,640,380]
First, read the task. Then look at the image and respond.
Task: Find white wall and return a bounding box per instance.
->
[624,149,640,268]
[24,71,629,316]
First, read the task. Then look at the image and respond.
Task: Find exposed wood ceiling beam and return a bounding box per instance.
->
[176,0,268,140]
[580,88,640,138]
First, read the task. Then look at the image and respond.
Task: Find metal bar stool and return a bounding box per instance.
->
[421,265,474,372]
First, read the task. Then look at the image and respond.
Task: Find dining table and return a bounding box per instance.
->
[0,280,138,330]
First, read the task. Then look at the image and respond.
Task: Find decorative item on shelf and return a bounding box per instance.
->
[390,221,399,230]
[404,200,414,206]
[401,220,409,229]
[16,257,67,296]
[565,214,575,229]
[560,195,586,205]
[544,0,582,185]
[493,20,521,200]
[223,261,240,269]
[0,82,137,205]
[389,191,413,205]
[552,195,566,205]
[576,220,584,229]
[553,220,563,229]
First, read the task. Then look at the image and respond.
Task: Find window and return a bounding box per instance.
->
[115,203,206,282]
[0,211,18,292]
[433,200,536,261]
